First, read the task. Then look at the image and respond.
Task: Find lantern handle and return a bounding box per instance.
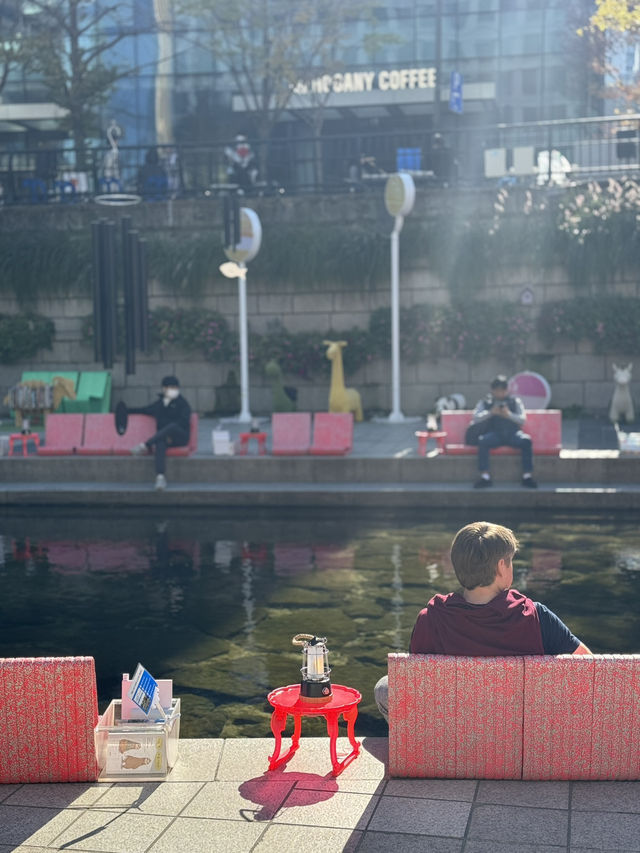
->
[292,634,315,646]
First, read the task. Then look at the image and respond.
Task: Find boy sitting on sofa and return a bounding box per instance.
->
[374,520,591,721]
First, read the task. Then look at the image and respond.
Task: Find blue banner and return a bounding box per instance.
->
[449,71,463,114]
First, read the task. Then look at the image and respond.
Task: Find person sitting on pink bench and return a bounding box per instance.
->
[374,521,591,722]
[467,374,537,489]
[128,375,191,491]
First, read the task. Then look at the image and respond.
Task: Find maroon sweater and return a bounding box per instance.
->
[409,588,545,656]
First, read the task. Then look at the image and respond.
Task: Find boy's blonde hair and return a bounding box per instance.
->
[450,521,518,590]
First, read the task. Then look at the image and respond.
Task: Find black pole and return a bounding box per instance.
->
[128,228,141,349]
[91,221,103,363]
[121,216,136,375]
[101,220,117,370]
[137,238,149,352]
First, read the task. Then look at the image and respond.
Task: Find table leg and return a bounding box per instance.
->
[268,709,300,771]
[325,708,361,777]
[343,705,361,755]
[326,710,340,773]
[291,711,301,750]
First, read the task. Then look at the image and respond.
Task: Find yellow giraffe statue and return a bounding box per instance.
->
[324,340,363,421]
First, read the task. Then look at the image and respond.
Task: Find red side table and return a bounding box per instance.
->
[238,432,268,455]
[9,433,40,456]
[415,430,447,456]
[266,683,361,777]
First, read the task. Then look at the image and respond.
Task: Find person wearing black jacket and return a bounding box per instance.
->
[129,376,191,490]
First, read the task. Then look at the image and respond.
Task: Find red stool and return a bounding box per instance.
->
[415,430,447,456]
[267,683,361,777]
[238,432,268,455]
[9,433,40,456]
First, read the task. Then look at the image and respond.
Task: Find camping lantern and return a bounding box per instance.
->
[292,633,332,701]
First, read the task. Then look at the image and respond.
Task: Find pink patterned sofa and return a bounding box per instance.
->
[0,656,99,783]
[439,410,562,455]
[388,653,640,779]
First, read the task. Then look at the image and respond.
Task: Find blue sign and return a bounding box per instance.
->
[449,71,463,114]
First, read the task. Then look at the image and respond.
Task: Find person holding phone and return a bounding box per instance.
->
[465,375,537,488]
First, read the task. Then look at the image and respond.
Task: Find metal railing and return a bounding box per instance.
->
[2,114,640,206]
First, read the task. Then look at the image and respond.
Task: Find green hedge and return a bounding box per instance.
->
[0,313,55,363]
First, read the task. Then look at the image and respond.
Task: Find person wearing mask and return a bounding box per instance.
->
[129,376,191,490]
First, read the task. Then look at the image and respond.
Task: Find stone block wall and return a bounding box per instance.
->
[0,193,638,418]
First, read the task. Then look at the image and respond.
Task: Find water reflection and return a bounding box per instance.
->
[0,508,639,740]
[390,543,403,651]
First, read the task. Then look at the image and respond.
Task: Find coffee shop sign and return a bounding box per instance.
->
[293,67,436,96]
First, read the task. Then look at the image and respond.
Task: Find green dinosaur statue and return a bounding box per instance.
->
[265,359,297,412]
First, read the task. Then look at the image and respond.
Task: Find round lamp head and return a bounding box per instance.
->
[384,173,416,218]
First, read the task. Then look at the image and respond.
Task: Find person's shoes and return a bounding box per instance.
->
[522,475,538,489]
[155,474,167,491]
[131,442,148,456]
[474,477,492,488]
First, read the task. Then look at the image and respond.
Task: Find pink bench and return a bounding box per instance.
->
[309,413,354,455]
[37,413,85,456]
[388,653,640,779]
[76,413,199,455]
[439,409,562,455]
[0,656,99,783]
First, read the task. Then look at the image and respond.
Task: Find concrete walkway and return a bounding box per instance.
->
[1,738,639,852]
[4,415,640,509]
[2,416,639,852]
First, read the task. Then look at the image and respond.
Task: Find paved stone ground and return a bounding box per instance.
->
[1,738,639,852]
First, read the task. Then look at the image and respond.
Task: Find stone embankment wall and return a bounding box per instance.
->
[0,193,636,417]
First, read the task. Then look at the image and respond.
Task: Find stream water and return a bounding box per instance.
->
[1,507,639,738]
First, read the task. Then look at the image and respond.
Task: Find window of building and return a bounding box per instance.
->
[499,70,514,96]
[522,68,537,95]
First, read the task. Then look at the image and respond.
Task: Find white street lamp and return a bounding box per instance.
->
[384,173,415,423]
[219,207,262,423]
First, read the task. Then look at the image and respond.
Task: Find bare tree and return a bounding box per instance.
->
[26,0,138,167]
[0,0,33,97]
[289,16,396,186]
[179,0,382,178]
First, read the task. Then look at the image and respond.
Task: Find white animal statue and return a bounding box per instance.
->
[435,393,466,416]
[324,340,363,421]
[609,363,635,425]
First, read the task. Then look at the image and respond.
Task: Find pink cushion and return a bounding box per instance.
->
[309,413,353,455]
[522,655,594,780]
[0,656,99,783]
[76,413,117,455]
[389,654,523,779]
[37,414,85,456]
[271,413,311,455]
[591,654,640,779]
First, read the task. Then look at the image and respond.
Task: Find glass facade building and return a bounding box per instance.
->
[0,0,598,151]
